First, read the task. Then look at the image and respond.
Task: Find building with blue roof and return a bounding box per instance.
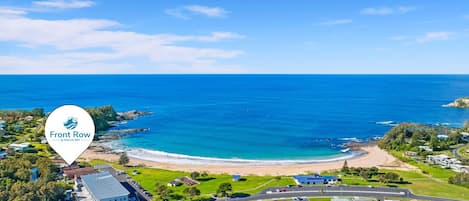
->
[293,174,338,185]
[232,174,241,181]
[81,171,129,201]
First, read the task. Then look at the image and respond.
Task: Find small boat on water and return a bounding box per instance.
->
[340,148,350,153]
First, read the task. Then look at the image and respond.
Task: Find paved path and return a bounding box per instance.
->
[229,186,460,201]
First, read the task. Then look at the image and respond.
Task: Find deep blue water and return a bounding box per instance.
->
[1,75,469,160]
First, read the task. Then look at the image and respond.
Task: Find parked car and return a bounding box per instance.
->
[292,197,308,201]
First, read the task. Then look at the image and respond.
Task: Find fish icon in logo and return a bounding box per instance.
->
[63,117,78,130]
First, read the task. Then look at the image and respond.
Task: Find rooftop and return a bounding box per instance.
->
[81,172,129,200]
[293,174,337,183]
[63,166,95,179]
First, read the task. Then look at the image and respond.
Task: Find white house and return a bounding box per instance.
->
[8,142,31,152]
[427,154,467,172]
[418,145,433,152]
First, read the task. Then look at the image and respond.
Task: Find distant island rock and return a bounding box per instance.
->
[443,97,469,109]
[99,128,150,140]
[116,110,152,121]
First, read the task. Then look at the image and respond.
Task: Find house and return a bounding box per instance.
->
[0,120,6,129]
[180,176,200,186]
[450,164,469,173]
[427,154,464,172]
[418,145,433,152]
[461,132,469,141]
[403,151,417,157]
[427,154,450,166]
[8,142,31,152]
[63,166,96,179]
[167,180,182,187]
[232,175,242,181]
[437,134,449,140]
[293,174,338,185]
[0,151,7,160]
[81,172,130,201]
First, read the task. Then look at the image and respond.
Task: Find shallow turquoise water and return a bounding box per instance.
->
[1,75,469,160]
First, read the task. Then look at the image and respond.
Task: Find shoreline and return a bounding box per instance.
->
[124,147,364,165]
[80,144,416,176]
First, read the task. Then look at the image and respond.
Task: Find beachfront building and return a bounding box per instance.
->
[180,176,200,186]
[403,151,417,157]
[293,174,338,185]
[426,154,469,172]
[450,164,469,173]
[418,145,433,152]
[81,172,130,201]
[168,180,182,187]
[232,175,242,181]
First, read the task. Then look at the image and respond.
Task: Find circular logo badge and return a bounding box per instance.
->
[45,105,95,165]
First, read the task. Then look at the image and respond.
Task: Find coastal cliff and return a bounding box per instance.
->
[444,97,469,109]
[85,105,151,132]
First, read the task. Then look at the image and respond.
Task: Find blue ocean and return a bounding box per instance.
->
[1,75,469,161]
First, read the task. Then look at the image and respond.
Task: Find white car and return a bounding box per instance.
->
[292,197,308,201]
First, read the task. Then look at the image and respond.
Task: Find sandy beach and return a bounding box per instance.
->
[80,145,416,176]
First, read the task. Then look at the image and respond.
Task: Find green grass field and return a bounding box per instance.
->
[90,159,295,197]
[89,158,469,201]
[340,169,469,200]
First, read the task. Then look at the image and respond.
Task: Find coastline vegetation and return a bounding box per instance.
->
[2,106,469,200]
[0,153,69,201]
[378,123,463,152]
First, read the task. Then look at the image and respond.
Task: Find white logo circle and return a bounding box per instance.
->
[45,105,95,165]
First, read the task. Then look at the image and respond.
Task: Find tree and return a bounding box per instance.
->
[201,171,209,177]
[449,172,469,188]
[341,160,349,174]
[118,152,129,166]
[379,172,400,183]
[155,183,173,201]
[190,171,200,180]
[38,181,66,201]
[217,182,232,198]
[359,170,371,181]
[183,187,201,200]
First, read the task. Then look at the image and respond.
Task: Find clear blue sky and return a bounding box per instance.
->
[0,0,468,74]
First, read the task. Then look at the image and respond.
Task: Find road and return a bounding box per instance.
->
[452,144,466,159]
[230,186,461,201]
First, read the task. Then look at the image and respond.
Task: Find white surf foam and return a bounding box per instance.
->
[124,147,364,166]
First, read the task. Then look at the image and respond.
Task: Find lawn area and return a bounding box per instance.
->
[388,150,456,178]
[342,161,469,200]
[89,157,469,201]
[89,159,295,197]
[31,142,54,157]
